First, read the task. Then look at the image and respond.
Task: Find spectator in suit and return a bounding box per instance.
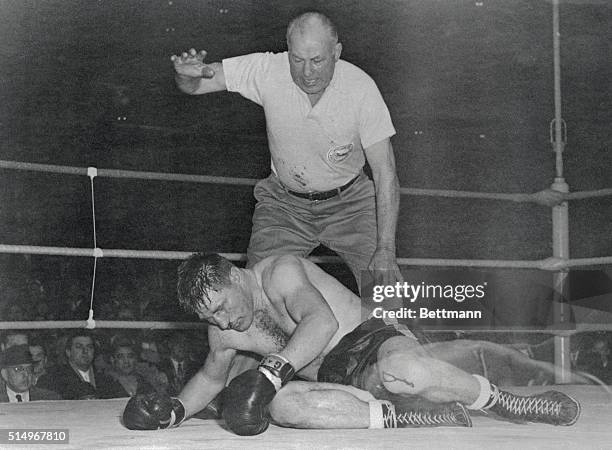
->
[28,337,53,389]
[105,337,158,397]
[46,331,120,399]
[159,332,198,396]
[139,335,162,367]
[0,345,60,402]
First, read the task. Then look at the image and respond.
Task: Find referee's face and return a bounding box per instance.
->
[288,28,341,98]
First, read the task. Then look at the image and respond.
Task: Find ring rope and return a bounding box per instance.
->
[0,320,610,333]
[0,320,207,330]
[0,244,610,270]
[0,159,258,186]
[2,159,611,203]
[0,244,244,261]
[399,186,530,202]
[566,189,612,200]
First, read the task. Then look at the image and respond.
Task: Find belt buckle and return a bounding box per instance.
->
[308,192,320,202]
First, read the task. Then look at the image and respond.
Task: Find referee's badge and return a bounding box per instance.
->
[327,142,354,164]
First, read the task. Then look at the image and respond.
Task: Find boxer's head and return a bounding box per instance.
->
[178,253,254,332]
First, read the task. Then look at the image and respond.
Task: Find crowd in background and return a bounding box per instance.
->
[1,328,208,402]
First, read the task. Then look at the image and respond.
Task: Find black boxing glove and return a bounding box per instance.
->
[123,391,186,430]
[222,354,295,436]
[222,370,276,435]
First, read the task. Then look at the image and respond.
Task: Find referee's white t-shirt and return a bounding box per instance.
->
[223,52,396,193]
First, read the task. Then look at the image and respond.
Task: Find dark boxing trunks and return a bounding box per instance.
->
[317,318,422,390]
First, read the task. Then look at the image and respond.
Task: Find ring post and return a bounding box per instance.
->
[551,178,571,383]
[550,0,571,384]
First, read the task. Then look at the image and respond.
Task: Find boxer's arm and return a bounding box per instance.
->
[265,256,339,371]
[223,259,338,435]
[178,337,236,417]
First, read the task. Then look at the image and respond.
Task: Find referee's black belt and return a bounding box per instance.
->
[287,174,360,202]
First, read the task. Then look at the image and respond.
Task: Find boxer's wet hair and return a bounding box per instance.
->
[177,253,234,315]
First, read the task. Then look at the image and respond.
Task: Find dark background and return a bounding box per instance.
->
[0,0,610,324]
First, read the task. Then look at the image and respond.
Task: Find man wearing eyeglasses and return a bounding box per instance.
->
[0,345,60,403]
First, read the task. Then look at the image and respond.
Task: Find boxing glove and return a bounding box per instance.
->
[222,354,295,435]
[123,391,186,430]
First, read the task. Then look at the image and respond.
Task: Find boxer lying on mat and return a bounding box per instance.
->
[123,254,580,435]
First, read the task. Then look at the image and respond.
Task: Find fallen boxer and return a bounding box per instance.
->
[123,253,580,434]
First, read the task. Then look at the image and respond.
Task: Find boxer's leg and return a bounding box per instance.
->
[408,339,557,385]
[269,381,471,429]
[380,338,587,386]
[269,382,373,428]
[374,336,581,425]
[374,336,482,404]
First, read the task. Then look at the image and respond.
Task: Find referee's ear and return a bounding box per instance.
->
[334,42,342,61]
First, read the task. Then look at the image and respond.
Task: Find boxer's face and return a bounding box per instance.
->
[197,283,254,332]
